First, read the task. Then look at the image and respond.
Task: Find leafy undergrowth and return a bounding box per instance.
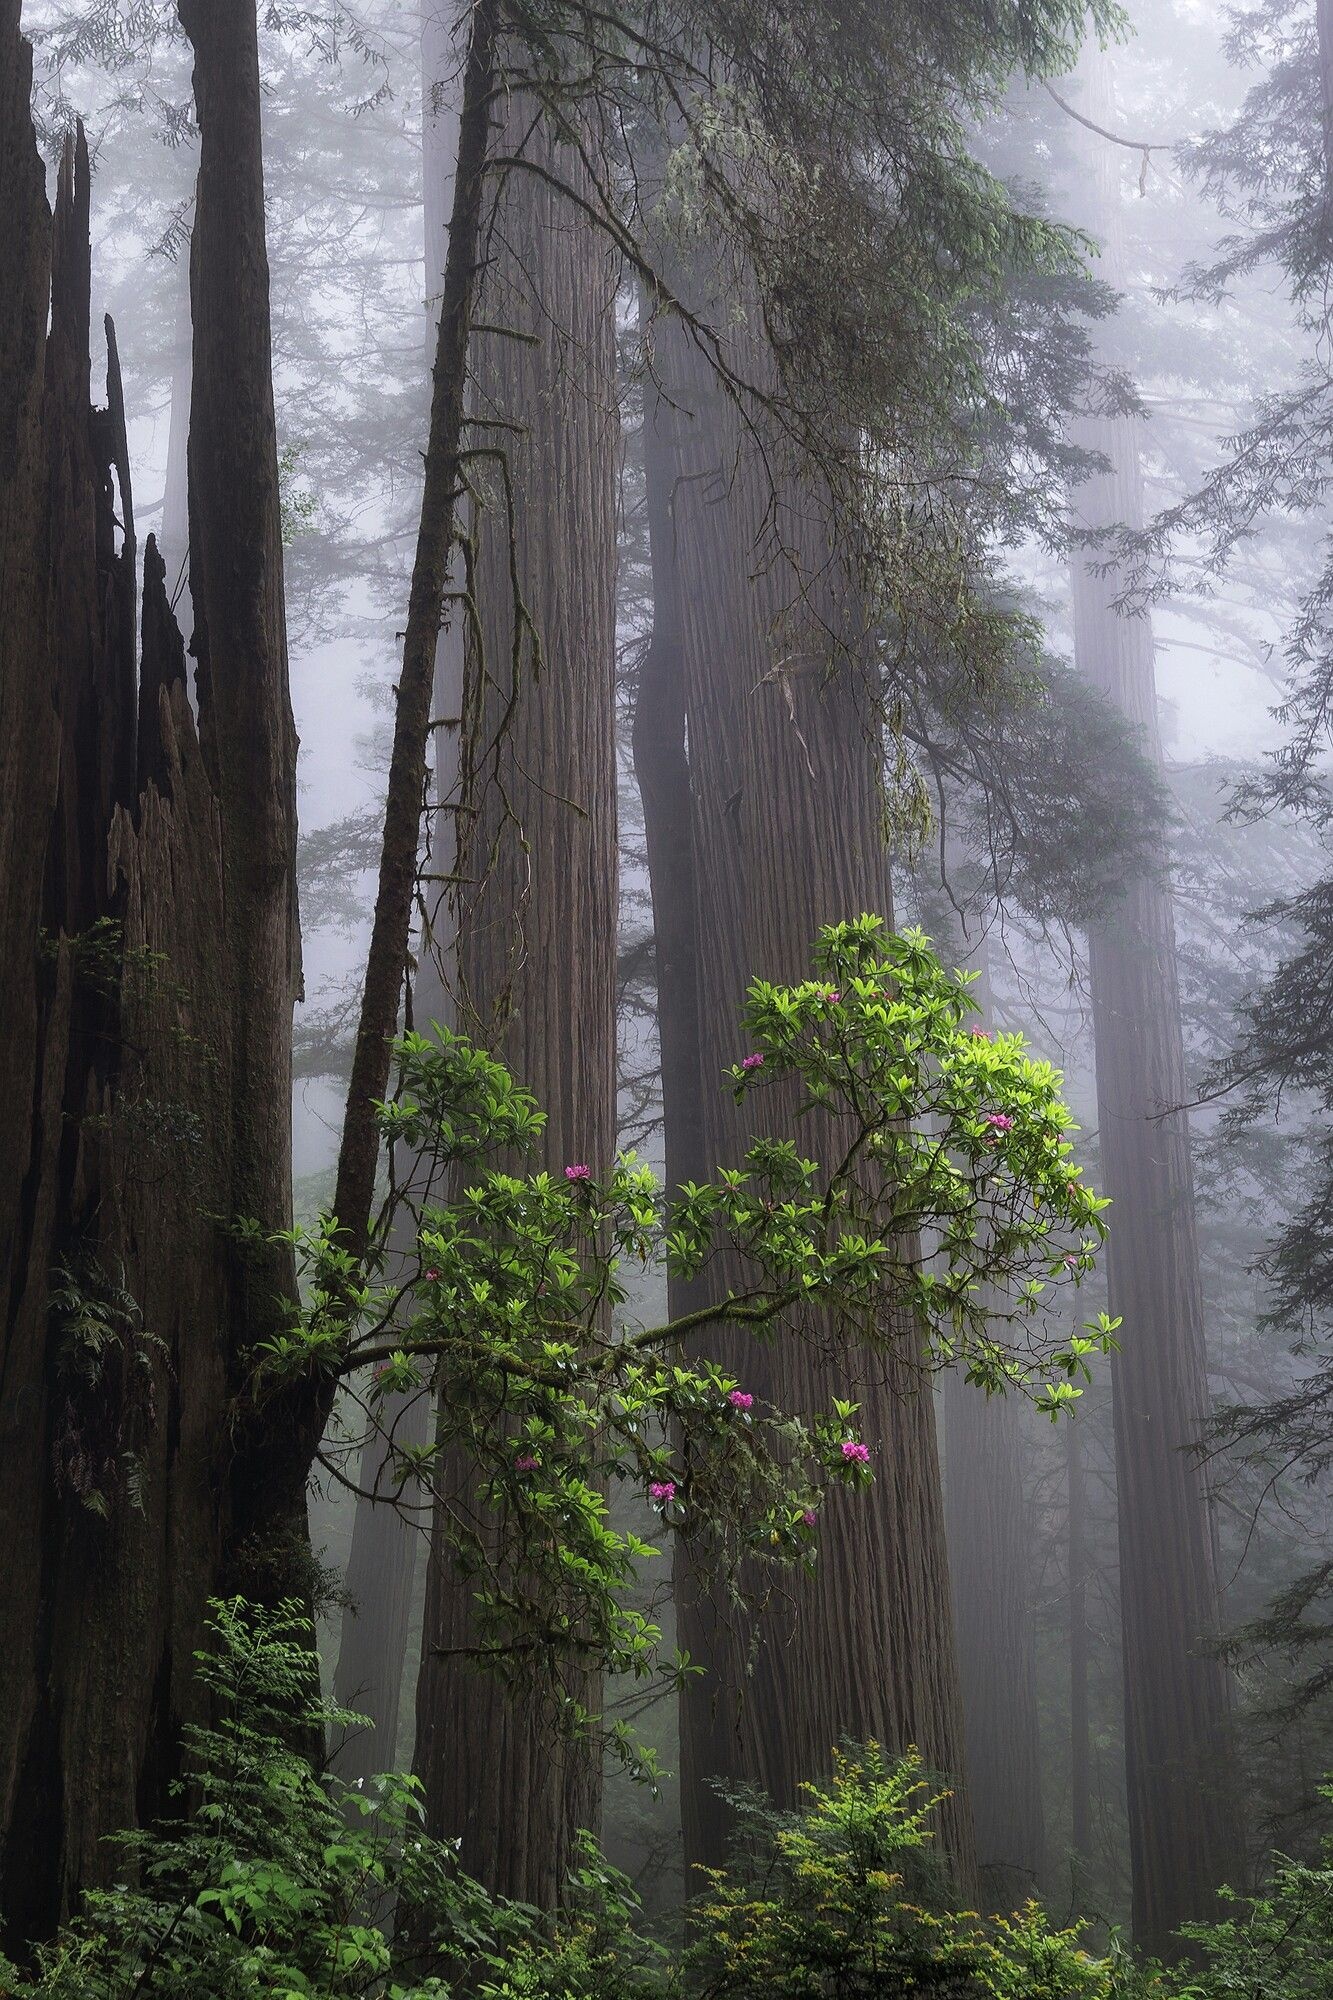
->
[4,1600,1324,1999]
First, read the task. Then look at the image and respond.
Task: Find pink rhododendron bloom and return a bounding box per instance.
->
[841,1440,870,1463]
[424,1267,440,1281]
[983,1113,1014,1132]
[740,1052,765,1072]
[649,1480,677,1504]
[970,1026,991,1039]
[728,1389,754,1410]
[823,988,841,1004]
[802,1508,818,1526]
[564,1163,592,1182]
[514,1453,540,1473]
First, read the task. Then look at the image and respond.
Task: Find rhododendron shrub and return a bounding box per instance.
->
[255,918,1112,1762]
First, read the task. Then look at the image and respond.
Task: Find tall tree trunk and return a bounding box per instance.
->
[0,0,298,1936]
[1071,407,1242,1949]
[632,358,706,1212]
[176,0,304,1584]
[412,95,619,1906]
[939,928,1045,1904]
[329,0,464,1785]
[639,284,972,1880]
[1068,63,1241,1949]
[1067,1415,1092,1863]
[943,1373,1044,1903]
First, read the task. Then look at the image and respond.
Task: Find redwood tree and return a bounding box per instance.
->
[1071,407,1242,1951]
[0,0,300,1939]
[636,302,973,1878]
[411,89,620,1906]
[1063,56,1242,1954]
[940,941,1046,1904]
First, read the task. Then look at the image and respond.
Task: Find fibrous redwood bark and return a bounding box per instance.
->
[413,91,619,1907]
[176,0,304,1574]
[640,290,972,1879]
[0,0,300,1937]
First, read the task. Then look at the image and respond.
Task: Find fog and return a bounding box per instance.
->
[4,0,1333,1985]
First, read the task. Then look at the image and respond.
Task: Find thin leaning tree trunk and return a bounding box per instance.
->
[330,0,499,1274]
[329,0,465,1786]
[261,0,499,1538]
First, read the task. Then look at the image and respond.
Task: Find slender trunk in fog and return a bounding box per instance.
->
[939,942,1045,1904]
[412,92,619,1906]
[639,272,972,1883]
[1317,0,1333,240]
[1072,407,1241,1951]
[1067,1416,1092,1862]
[1068,59,1241,1952]
[632,349,706,1213]
[159,255,192,626]
[329,0,498,1273]
[944,1375,1044,1901]
[330,1377,428,1776]
[330,0,464,1787]
[0,0,298,1935]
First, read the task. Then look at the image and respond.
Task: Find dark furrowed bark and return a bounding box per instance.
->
[413,89,619,1908]
[0,19,233,1930]
[175,0,304,1581]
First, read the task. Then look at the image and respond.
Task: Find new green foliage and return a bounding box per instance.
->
[252,920,1108,1759]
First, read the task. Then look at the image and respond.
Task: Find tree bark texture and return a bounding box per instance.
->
[0,1,300,1936]
[640,283,972,1881]
[413,92,620,1906]
[939,929,1045,1904]
[176,0,304,1572]
[1067,54,1242,1953]
[943,1378,1045,1902]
